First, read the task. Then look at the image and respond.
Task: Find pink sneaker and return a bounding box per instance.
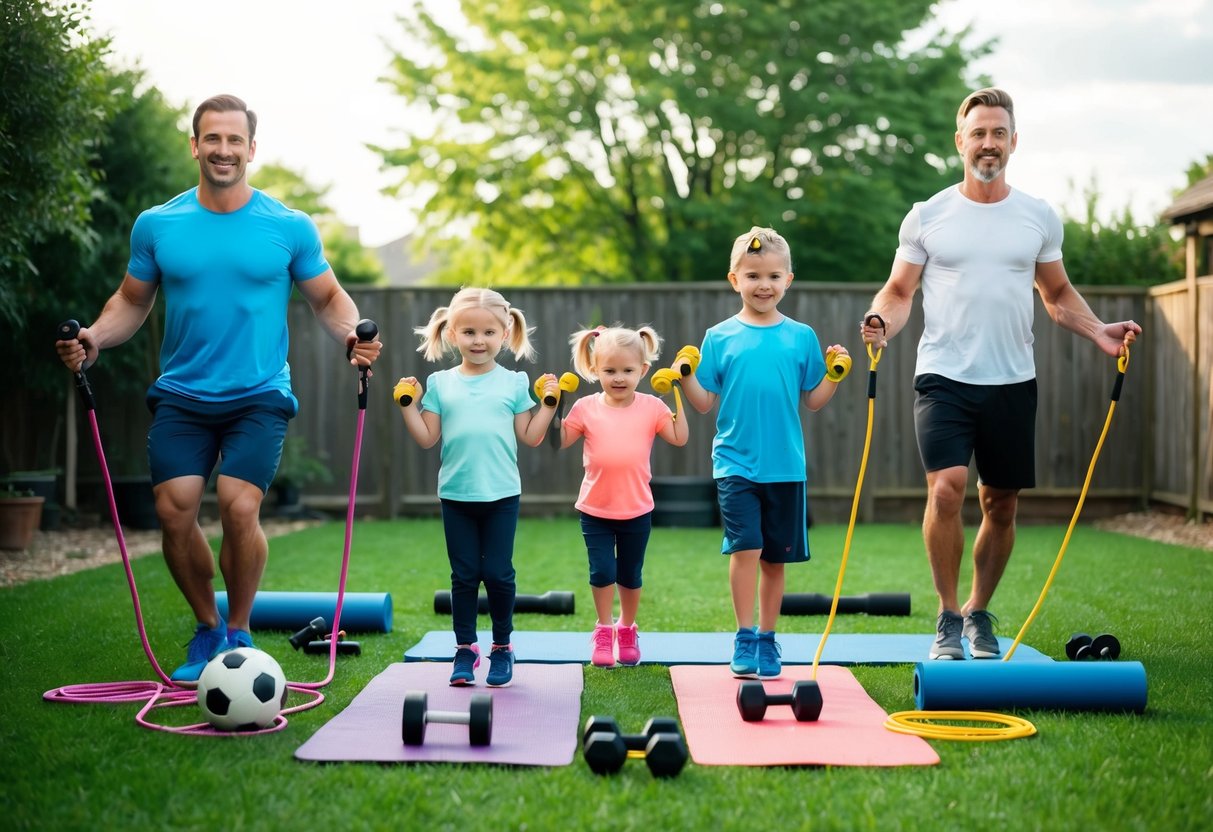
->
[616,623,641,666]
[590,623,615,668]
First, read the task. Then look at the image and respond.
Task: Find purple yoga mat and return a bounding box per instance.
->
[294,662,583,766]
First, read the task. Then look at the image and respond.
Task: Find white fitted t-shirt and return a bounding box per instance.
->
[896,185,1063,385]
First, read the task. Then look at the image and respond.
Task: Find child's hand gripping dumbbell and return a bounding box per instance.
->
[393,377,420,407]
[824,345,852,383]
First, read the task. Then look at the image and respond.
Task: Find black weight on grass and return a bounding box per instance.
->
[433,590,575,615]
[736,680,823,722]
[303,639,361,656]
[582,715,687,777]
[780,592,910,616]
[402,690,492,746]
[1067,632,1121,661]
[289,617,328,650]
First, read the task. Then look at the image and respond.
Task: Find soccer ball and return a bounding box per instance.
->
[197,647,288,731]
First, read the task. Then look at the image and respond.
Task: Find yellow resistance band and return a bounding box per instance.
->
[884,711,1037,741]
[811,342,880,678]
[1002,347,1131,661]
[887,348,1129,742]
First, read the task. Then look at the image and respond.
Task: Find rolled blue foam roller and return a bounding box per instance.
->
[217,591,392,633]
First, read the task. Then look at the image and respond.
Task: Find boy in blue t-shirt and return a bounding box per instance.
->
[678,227,848,679]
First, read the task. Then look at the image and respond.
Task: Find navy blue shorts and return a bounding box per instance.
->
[579,511,651,589]
[145,387,296,492]
[913,373,1036,490]
[716,476,808,563]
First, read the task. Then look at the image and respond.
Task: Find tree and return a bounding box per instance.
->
[1182,153,1213,188]
[1060,178,1183,287]
[377,1,982,285]
[252,163,386,285]
[1,63,196,472]
[0,0,112,323]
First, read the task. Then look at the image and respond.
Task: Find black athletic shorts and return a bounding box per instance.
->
[912,373,1036,490]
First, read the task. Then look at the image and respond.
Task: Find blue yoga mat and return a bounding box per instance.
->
[913,661,1148,712]
[217,591,392,633]
[403,630,1052,665]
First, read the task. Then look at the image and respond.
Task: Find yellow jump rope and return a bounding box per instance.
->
[885,346,1131,741]
[809,332,873,678]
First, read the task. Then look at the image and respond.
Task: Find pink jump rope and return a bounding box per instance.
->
[43,319,377,735]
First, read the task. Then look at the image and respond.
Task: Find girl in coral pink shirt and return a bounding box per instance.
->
[558,325,689,668]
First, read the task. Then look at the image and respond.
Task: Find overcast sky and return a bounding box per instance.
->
[87,0,1213,248]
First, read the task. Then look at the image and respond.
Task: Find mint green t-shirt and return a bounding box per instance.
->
[421,365,534,501]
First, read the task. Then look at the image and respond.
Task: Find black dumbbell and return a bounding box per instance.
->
[401,690,493,746]
[582,715,688,778]
[736,679,823,722]
[289,617,327,650]
[780,592,911,616]
[433,590,575,616]
[1066,632,1121,661]
[303,638,361,656]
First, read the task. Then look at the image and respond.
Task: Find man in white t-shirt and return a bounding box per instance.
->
[860,88,1140,661]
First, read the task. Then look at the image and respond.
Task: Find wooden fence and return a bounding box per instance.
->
[16,279,1210,524]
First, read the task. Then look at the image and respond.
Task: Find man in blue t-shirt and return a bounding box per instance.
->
[55,94,382,682]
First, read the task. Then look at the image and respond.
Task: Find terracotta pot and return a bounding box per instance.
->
[0,496,45,551]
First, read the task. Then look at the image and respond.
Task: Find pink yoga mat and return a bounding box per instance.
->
[671,665,939,767]
[295,662,583,766]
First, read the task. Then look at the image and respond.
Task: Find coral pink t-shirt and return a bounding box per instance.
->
[562,392,673,520]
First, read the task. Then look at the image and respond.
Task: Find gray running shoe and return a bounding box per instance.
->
[963,610,1001,659]
[929,611,965,660]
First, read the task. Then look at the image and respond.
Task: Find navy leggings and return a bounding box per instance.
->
[580,511,651,589]
[441,496,519,645]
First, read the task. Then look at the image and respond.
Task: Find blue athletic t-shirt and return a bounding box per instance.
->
[127,188,329,402]
[421,365,535,501]
[696,315,827,482]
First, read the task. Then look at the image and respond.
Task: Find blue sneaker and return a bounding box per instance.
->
[227,628,255,650]
[449,644,481,686]
[730,627,759,678]
[757,630,782,678]
[486,644,515,688]
[170,621,229,684]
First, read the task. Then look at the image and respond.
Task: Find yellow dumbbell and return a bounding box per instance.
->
[675,345,700,376]
[536,373,580,407]
[825,350,852,383]
[393,380,417,407]
[650,368,680,396]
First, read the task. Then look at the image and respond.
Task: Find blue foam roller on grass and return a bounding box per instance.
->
[216,591,392,633]
[913,661,1147,713]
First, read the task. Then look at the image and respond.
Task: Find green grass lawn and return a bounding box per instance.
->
[2,518,1210,831]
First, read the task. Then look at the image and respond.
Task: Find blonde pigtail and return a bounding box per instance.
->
[415,306,452,362]
[568,328,600,383]
[505,307,537,362]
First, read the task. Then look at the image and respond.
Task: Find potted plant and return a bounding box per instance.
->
[0,484,45,551]
[271,436,332,516]
[4,469,62,531]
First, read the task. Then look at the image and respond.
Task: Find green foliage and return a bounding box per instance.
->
[320,225,387,285]
[3,67,196,403]
[1182,153,1213,187]
[1061,180,1183,286]
[377,1,982,285]
[251,163,333,218]
[252,163,386,285]
[0,0,112,321]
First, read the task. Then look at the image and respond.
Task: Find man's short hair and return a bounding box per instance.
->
[957,87,1015,133]
[192,94,258,141]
